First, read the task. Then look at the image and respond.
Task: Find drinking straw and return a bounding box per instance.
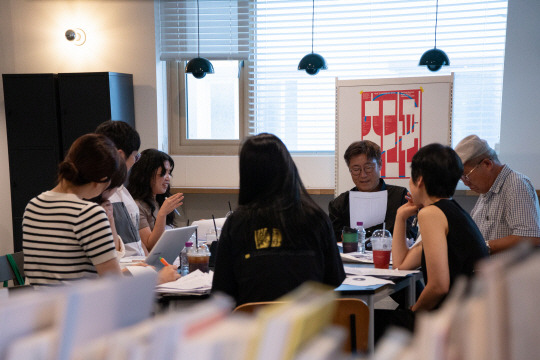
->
[382,222,386,239]
[187,219,190,226]
[228,201,232,213]
[195,228,199,249]
[212,214,219,241]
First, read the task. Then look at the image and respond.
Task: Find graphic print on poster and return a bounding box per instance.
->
[360,89,422,179]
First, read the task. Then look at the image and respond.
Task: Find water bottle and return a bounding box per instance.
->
[180,241,193,276]
[356,221,366,253]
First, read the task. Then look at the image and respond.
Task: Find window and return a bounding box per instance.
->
[158,0,508,154]
[186,61,241,140]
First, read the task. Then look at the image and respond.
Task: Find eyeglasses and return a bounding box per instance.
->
[349,163,377,176]
[461,159,485,182]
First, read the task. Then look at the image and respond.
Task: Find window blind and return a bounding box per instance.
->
[158,0,508,152]
[248,0,508,151]
[158,0,250,61]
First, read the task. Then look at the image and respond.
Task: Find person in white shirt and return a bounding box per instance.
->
[95,121,147,256]
[455,135,540,254]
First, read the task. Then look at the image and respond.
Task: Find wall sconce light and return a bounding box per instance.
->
[65,28,86,46]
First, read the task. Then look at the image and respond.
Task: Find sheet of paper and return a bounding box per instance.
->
[119,256,146,264]
[155,270,213,294]
[342,275,394,286]
[344,266,419,277]
[340,252,373,264]
[349,190,387,229]
[125,265,157,277]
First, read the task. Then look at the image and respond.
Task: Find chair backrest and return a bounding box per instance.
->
[233,298,369,354]
[0,252,25,286]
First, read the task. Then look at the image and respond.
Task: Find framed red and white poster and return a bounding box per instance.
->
[336,75,453,195]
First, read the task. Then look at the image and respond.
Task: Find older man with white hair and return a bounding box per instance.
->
[455,135,540,254]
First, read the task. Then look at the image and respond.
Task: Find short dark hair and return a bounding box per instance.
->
[344,140,382,167]
[95,120,140,156]
[411,143,463,198]
[58,134,122,186]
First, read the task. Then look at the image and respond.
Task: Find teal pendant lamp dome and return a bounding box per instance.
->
[186,0,214,79]
[419,0,449,72]
[298,0,327,76]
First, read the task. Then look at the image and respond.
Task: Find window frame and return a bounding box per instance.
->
[167,60,248,155]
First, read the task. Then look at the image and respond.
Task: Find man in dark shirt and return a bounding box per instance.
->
[329,140,417,241]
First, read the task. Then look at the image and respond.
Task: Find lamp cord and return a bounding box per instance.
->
[434,0,439,49]
[311,0,315,54]
[197,0,201,57]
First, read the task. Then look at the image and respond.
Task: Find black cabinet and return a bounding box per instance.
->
[2,72,135,251]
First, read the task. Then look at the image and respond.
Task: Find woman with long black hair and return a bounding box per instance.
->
[212,133,345,305]
[127,149,184,251]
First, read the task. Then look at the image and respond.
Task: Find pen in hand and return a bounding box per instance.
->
[159,257,170,267]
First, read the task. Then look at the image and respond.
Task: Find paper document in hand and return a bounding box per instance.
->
[343,275,394,286]
[349,190,387,229]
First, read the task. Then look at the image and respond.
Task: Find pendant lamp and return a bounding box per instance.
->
[419,0,449,72]
[298,0,327,76]
[186,0,214,79]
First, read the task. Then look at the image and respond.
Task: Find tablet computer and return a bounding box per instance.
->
[145,225,197,269]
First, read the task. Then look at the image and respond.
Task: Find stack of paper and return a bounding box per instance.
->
[342,276,394,287]
[72,294,234,360]
[344,266,418,277]
[249,282,337,360]
[340,251,374,264]
[178,314,256,360]
[293,326,346,360]
[155,270,213,295]
[340,251,393,265]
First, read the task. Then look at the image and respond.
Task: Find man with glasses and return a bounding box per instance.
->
[329,140,417,242]
[96,120,147,257]
[455,135,540,254]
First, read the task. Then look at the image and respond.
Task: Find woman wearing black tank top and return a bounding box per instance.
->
[375,143,488,342]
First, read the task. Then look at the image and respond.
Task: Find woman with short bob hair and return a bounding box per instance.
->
[127,149,184,251]
[23,134,123,286]
[375,143,489,340]
[212,133,345,305]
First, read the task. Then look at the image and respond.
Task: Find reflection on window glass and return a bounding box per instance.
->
[186,61,240,140]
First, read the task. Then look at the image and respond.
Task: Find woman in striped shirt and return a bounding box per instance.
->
[23,134,124,286]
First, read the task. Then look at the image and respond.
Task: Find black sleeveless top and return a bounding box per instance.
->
[421,199,489,308]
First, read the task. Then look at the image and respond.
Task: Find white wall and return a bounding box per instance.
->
[499,0,540,186]
[0,0,538,254]
[0,0,159,254]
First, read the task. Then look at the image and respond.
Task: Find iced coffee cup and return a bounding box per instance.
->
[371,229,392,269]
[188,245,210,273]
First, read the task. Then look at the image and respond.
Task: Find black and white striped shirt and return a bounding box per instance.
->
[23,191,117,286]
